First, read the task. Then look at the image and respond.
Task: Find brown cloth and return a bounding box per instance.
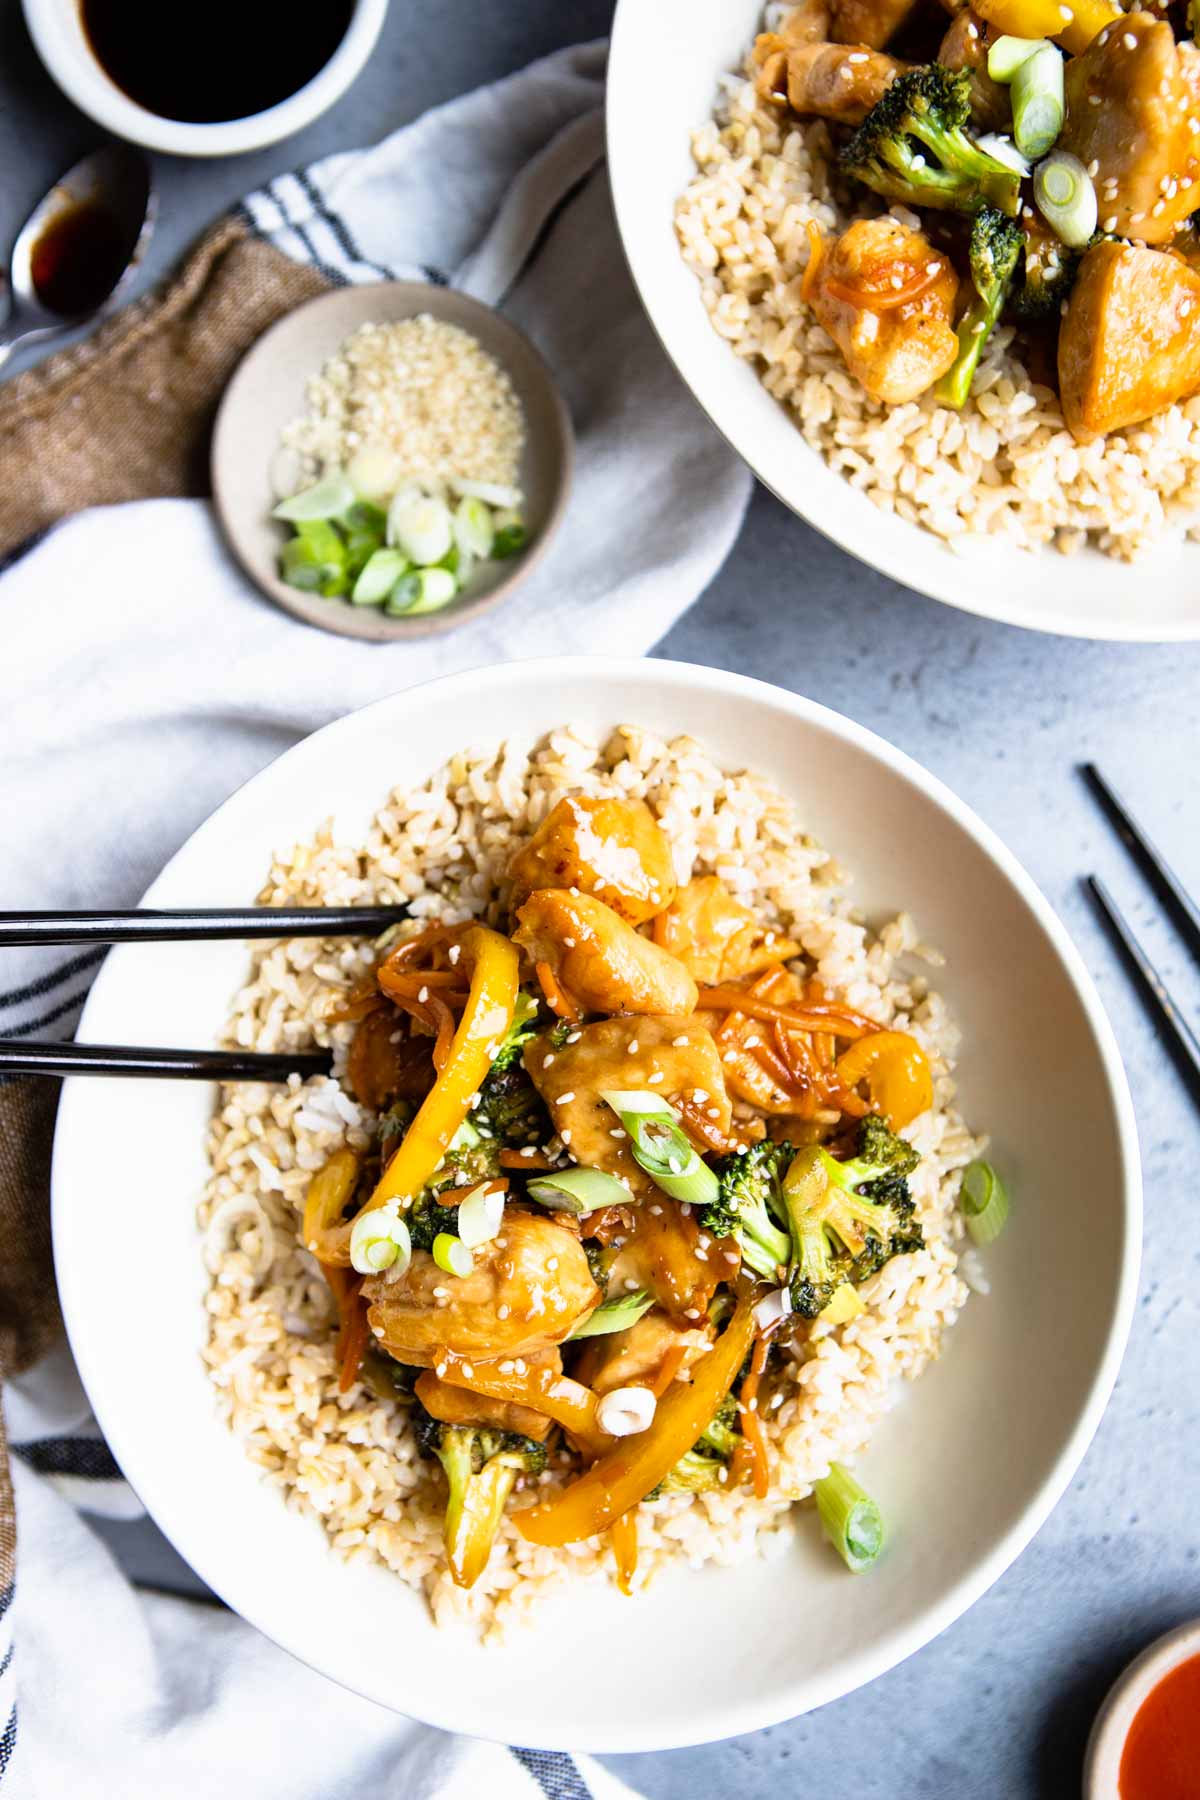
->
[0,214,327,559]
[0,214,328,1601]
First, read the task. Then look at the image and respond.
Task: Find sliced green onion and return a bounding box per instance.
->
[960,1158,1010,1246]
[432,1232,474,1278]
[492,522,527,559]
[349,1205,412,1276]
[569,1288,654,1339]
[976,132,1032,178]
[1033,149,1097,248]
[457,1183,506,1249]
[280,526,348,598]
[987,33,1050,82]
[814,1463,885,1573]
[346,444,404,503]
[453,495,496,560]
[1012,43,1064,161]
[352,547,409,606]
[388,493,453,567]
[384,567,458,616]
[272,469,357,523]
[601,1090,719,1208]
[527,1166,632,1215]
[450,477,523,509]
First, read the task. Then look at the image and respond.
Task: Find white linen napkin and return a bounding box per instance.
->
[0,40,751,1797]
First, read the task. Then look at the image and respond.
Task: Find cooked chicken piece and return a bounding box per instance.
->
[414,1353,558,1439]
[938,9,1008,130]
[524,1014,733,1198]
[362,1210,599,1367]
[1062,14,1200,246]
[593,1204,727,1322]
[572,1309,713,1396]
[1059,240,1200,439]
[810,217,960,403]
[514,888,698,1018]
[831,0,919,49]
[654,876,800,988]
[754,31,907,122]
[762,0,834,45]
[508,794,676,926]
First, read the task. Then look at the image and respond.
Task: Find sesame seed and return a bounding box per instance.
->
[610,1127,627,1139]
[558,1090,576,1103]
[648,1071,664,1084]
[543,1054,556,1068]
[1086,159,1099,178]
[627,1040,639,1054]
[1123,30,1137,47]
[563,937,576,948]
[436,1361,448,1378]
[498,1303,511,1319]
[561,1128,572,1145]
[673,1035,690,1047]
[418,985,429,1003]
[1104,215,1118,231]
[566,1030,582,1043]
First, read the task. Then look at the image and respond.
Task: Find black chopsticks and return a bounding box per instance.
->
[0,1041,334,1081]
[2,905,403,1082]
[0,906,409,947]
[1084,765,1200,1103]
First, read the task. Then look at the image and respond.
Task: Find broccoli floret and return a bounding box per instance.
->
[702,1139,793,1280]
[415,1407,548,1588]
[490,989,541,1073]
[658,1393,744,1494]
[841,67,1022,217]
[1012,236,1081,322]
[783,1116,924,1318]
[406,1197,461,1252]
[937,206,1023,408]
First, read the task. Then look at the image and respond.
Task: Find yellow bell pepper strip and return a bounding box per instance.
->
[609,1510,639,1597]
[303,1148,360,1261]
[973,0,1118,57]
[305,923,519,1266]
[835,1029,933,1129]
[444,1452,527,1590]
[515,1292,757,1547]
[437,1351,612,1458]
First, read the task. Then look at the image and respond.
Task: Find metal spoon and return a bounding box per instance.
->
[0,145,156,374]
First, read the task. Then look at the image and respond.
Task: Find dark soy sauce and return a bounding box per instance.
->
[31,200,130,316]
[81,0,357,125]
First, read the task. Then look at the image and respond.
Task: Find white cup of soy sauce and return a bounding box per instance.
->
[22,0,389,157]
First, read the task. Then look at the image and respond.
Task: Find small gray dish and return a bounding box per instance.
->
[210,281,573,641]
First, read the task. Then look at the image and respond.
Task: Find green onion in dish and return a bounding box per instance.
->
[1011,43,1064,162]
[432,1231,474,1278]
[527,1166,632,1215]
[1033,150,1097,248]
[986,33,1050,82]
[272,469,357,523]
[388,493,454,567]
[352,547,409,606]
[814,1463,885,1573]
[457,1183,506,1249]
[385,566,458,616]
[960,1158,1010,1246]
[349,1205,412,1276]
[280,521,348,597]
[454,496,496,560]
[601,1090,720,1208]
[491,507,528,558]
[569,1288,655,1339]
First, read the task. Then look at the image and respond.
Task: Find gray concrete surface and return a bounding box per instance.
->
[5,1,1199,1793]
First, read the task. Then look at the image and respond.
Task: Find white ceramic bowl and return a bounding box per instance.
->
[22,0,387,157]
[52,658,1141,1750]
[607,0,1200,641]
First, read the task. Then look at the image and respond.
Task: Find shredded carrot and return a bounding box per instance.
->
[609,1509,639,1597]
[676,1096,734,1154]
[699,985,881,1040]
[824,264,941,313]
[800,219,825,303]
[651,910,671,948]
[735,1333,772,1500]
[650,1344,688,1399]
[498,1147,559,1171]
[322,1264,369,1394]
[535,959,580,1022]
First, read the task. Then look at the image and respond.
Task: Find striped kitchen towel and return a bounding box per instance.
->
[0,38,750,1798]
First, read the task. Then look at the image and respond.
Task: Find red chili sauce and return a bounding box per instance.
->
[1119,1652,1200,1800]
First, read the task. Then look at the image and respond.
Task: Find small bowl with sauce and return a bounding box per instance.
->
[1084,1619,1200,1800]
[22,0,388,158]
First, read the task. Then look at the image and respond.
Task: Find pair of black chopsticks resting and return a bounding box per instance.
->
[0,907,408,1083]
[1084,765,1200,1103]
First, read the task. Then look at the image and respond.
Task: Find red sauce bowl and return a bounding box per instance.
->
[1085,1621,1200,1800]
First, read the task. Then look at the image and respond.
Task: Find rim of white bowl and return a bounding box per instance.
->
[51,657,1143,1749]
[21,0,388,157]
[605,2,1200,643]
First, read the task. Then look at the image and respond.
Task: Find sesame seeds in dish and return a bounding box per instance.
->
[676,3,1200,561]
[201,725,989,1639]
